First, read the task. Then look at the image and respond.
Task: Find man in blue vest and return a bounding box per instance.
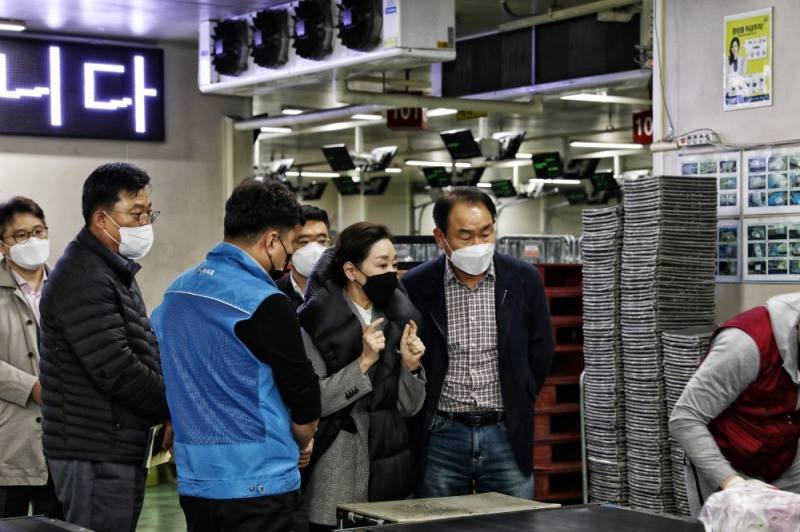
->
[152,178,321,532]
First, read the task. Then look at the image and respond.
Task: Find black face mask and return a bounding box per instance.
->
[358,270,398,307]
[268,237,292,281]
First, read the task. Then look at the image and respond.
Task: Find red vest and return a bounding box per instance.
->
[705,306,800,482]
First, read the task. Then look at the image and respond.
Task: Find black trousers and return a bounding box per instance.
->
[0,475,63,519]
[180,489,308,532]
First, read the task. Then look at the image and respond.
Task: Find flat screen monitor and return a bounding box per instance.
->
[564,188,589,205]
[322,144,356,171]
[332,176,360,195]
[456,167,486,186]
[301,182,327,200]
[532,152,564,178]
[268,158,294,178]
[489,179,517,198]
[422,166,452,188]
[488,131,526,161]
[440,128,483,160]
[564,158,599,179]
[590,172,621,194]
[363,146,398,172]
[362,175,391,196]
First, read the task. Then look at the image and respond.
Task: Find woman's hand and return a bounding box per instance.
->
[358,318,385,374]
[400,319,425,372]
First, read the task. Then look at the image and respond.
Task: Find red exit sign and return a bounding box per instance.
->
[632,109,653,145]
[387,108,427,131]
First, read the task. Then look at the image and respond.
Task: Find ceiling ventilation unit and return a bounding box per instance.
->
[210,20,250,76]
[198,0,455,96]
[250,9,291,68]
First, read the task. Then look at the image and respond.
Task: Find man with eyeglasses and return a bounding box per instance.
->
[0,197,63,520]
[275,205,331,309]
[39,162,170,532]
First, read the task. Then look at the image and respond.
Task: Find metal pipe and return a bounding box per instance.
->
[498,0,642,32]
[334,75,543,116]
[234,104,387,131]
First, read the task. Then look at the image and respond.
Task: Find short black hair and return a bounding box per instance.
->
[432,186,496,235]
[302,205,330,229]
[332,222,393,286]
[82,162,152,225]
[224,178,304,244]
[0,196,46,238]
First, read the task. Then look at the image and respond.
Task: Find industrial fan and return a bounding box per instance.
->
[251,9,291,68]
[211,20,250,76]
[337,0,383,51]
[292,0,334,60]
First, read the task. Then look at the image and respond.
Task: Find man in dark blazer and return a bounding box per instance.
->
[275,205,330,309]
[401,186,554,499]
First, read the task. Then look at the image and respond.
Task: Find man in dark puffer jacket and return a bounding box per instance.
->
[39,163,170,532]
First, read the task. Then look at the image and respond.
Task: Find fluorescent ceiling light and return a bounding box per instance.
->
[285,171,340,178]
[561,94,652,105]
[405,160,472,168]
[515,153,533,159]
[570,141,643,150]
[385,168,402,173]
[281,108,305,115]
[260,126,292,133]
[0,19,26,32]
[476,183,492,188]
[426,108,458,117]
[351,114,383,121]
[529,178,582,185]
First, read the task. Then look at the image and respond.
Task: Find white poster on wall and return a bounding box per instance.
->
[742,147,800,215]
[724,7,772,111]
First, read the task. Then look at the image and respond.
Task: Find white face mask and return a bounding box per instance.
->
[103,213,154,260]
[291,242,327,277]
[8,237,50,270]
[444,239,495,275]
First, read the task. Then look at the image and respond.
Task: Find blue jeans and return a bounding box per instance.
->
[48,459,146,532]
[416,413,533,499]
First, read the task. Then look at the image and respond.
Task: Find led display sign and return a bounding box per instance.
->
[0,36,164,141]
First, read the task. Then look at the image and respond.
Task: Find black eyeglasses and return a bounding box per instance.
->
[2,227,48,244]
[107,210,160,225]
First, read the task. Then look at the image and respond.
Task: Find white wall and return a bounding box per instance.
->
[659,0,800,321]
[0,43,250,311]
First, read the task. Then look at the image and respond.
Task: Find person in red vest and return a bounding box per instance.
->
[670,293,800,513]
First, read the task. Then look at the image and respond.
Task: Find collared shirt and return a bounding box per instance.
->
[10,267,47,326]
[290,271,304,298]
[438,258,503,412]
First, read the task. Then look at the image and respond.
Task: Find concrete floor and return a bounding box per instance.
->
[137,469,184,531]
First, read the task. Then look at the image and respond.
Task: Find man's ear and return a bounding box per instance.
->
[433,228,446,250]
[91,211,106,229]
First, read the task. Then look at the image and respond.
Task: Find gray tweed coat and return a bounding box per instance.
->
[301,292,426,526]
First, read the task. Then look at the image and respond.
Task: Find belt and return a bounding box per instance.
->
[438,410,504,427]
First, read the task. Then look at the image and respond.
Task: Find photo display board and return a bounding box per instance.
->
[716,220,742,282]
[679,151,741,217]
[743,147,800,215]
[743,217,800,281]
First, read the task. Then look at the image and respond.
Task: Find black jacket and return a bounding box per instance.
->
[401,253,554,476]
[299,249,421,501]
[275,273,304,309]
[39,227,169,464]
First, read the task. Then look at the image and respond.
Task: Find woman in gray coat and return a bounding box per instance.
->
[298,222,426,531]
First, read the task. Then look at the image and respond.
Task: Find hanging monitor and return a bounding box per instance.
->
[564,158,599,179]
[322,144,357,171]
[590,172,621,196]
[487,131,526,161]
[532,152,564,178]
[422,166,453,188]
[363,146,398,172]
[332,176,361,195]
[564,188,589,205]
[455,167,486,186]
[440,128,483,159]
[301,182,327,200]
[489,179,517,198]
[268,158,294,178]
[363,175,391,195]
